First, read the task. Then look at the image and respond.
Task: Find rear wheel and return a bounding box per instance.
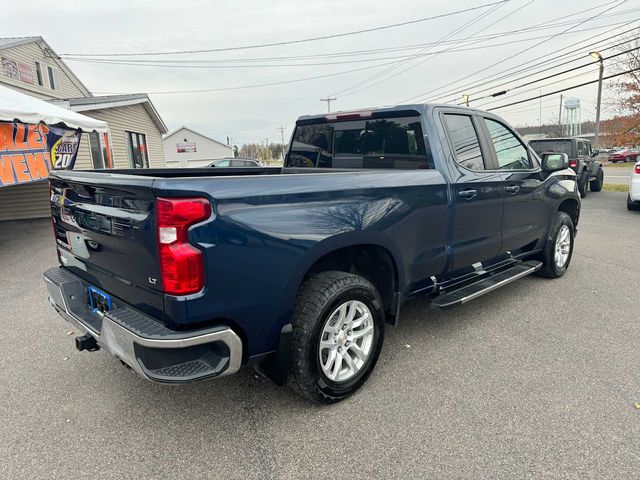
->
[536,211,575,278]
[590,168,604,192]
[625,156,631,163]
[578,172,588,198]
[288,271,385,403]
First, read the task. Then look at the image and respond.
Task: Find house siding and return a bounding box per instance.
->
[81,104,166,169]
[0,41,90,99]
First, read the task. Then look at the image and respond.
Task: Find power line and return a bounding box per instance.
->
[487,66,640,110]
[62,9,639,65]
[399,4,633,104]
[61,1,509,57]
[461,44,640,106]
[328,1,508,98]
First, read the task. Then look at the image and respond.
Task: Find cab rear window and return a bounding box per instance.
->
[287,116,434,169]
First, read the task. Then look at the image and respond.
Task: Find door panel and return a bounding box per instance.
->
[480,117,548,253]
[452,171,505,270]
[442,113,505,272]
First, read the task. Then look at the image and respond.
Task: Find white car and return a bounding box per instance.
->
[628,160,640,211]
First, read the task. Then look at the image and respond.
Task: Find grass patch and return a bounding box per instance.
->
[602,183,629,192]
[602,162,636,168]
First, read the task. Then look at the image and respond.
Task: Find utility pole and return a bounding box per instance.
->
[320,96,336,112]
[590,51,605,147]
[558,94,563,136]
[539,90,542,137]
[277,125,286,161]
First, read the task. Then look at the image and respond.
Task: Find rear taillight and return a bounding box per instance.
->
[635,164,640,174]
[569,159,578,168]
[156,197,211,296]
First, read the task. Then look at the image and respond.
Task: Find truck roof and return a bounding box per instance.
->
[295,103,490,124]
[529,137,590,143]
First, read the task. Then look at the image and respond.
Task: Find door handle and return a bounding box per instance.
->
[505,185,520,194]
[458,189,477,200]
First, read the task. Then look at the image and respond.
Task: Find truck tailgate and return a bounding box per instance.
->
[49,171,164,320]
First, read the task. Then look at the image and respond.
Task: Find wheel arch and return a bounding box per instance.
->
[557,197,580,228]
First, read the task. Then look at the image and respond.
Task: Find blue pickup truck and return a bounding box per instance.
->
[44,104,580,403]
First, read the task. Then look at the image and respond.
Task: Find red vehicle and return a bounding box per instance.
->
[609,149,640,163]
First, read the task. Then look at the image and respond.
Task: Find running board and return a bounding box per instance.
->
[430,260,542,310]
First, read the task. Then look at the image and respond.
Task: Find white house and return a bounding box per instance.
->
[163,126,233,168]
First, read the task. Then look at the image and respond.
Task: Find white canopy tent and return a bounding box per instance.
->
[0,84,108,132]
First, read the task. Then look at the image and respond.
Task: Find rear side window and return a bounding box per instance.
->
[529,140,573,157]
[443,114,484,170]
[287,116,433,169]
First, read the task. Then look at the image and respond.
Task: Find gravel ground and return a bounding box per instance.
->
[1,190,639,479]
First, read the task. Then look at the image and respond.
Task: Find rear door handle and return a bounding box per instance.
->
[458,189,477,200]
[505,185,520,194]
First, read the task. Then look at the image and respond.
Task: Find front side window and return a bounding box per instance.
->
[287,116,432,169]
[126,131,149,168]
[443,114,484,170]
[483,118,531,170]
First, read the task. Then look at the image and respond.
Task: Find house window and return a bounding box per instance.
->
[126,131,149,168]
[34,61,43,86]
[47,65,59,90]
[88,132,113,169]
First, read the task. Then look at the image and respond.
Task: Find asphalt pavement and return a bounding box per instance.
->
[1,191,639,479]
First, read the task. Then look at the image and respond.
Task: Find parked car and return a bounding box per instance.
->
[529,137,603,198]
[209,157,262,167]
[628,160,640,210]
[44,104,580,403]
[608,149,640,164]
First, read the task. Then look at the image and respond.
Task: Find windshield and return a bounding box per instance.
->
[529,140,573,157]
[286,116,433,169]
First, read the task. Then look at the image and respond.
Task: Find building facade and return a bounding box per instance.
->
[0,36,168,221]
[164,126,233,168]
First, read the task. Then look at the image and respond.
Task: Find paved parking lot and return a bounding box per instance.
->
[1,191,639,479]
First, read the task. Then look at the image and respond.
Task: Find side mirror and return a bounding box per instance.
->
[541,152,569,172]
[591,149,599,157]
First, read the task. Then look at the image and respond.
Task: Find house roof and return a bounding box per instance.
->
[164,126,231,149]
[0,36,92,97]
[0,36,42,51]
[51,94,168,134]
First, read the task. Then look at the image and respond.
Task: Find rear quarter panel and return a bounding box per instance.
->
[153,170,449,357]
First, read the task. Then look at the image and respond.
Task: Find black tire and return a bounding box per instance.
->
[536,211,575,278]
[625,156,631,163]
[590,168,604,192]
[288,271,385,403]
[578,172,588,198]
[629,194,640,211]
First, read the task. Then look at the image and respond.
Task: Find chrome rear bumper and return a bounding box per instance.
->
[44,267,243,383]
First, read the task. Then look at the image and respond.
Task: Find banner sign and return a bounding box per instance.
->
[2,57,34,84]
[177,142,196,153]
[0,121,82,188]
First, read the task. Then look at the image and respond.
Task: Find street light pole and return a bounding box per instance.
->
[590,51,604,147]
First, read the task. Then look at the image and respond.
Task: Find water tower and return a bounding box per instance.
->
[563,97,581,136]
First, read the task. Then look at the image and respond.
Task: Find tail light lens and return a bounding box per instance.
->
[569,159,578,168]
[156,197,211,295]
[635,164,640,174]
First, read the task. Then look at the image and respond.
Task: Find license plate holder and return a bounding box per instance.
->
[88,286,112,314]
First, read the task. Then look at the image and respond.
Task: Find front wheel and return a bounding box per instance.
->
[288,271,385,403]
[536,211,575,278]
[590,168,604,192]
